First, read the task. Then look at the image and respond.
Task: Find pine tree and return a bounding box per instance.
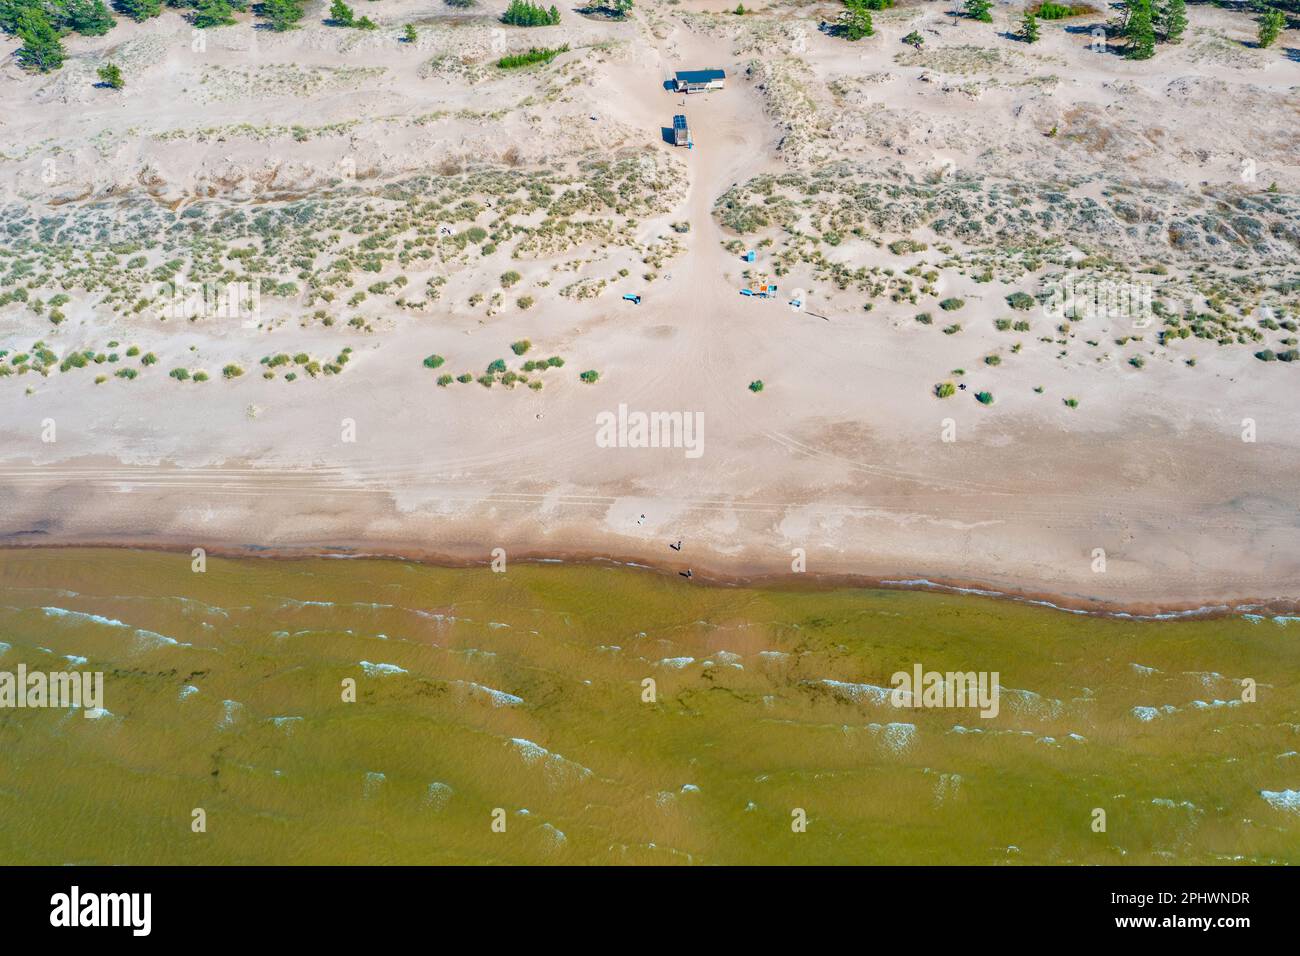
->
[403,23,417,41]
[115,0,162,21]
[548,4,559,23]
[1020,9,1039,42]
[193,0,236,26]
[66,0,117,35]
[260,0,303,30]
[1157,0,1185,44]
[329,0,354,24]
[16,8,66,73]
[964,0,992,23]
[1257,8,1284,48]
[1124,0,1155,59]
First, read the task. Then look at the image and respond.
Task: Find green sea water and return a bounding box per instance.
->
[0,548,1296,865]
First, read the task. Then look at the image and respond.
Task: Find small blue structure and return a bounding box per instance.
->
[743,250,755,262]
[622,293,642,305]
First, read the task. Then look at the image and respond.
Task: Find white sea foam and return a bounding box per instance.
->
[656,656,695,669]
[218,699,243,729]
[455,680,523,707]
[509,737,594,783]
[1259,790,1300,812]
[811,678,893,705]
[1132,704,1178,721]
[359,661,407,676]
[40,607,191,647]
[424,782,454,811]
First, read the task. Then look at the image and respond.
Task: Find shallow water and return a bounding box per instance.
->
[0,548,1296,864]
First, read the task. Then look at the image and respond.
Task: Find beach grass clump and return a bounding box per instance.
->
[579,369,600,384]
[939,298,965,311]
[748,380,764,393]
[934,381,956,398]
[975,390,994,405]
[423,354,446,369]
[1006,292,1035,310]
[511,340,532,356]
[222,364,245,379]
[496,46,570,70]
[1063,397,1079,408]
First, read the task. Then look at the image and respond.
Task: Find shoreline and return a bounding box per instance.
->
[5,537,1298,623]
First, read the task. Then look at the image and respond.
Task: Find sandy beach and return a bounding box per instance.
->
[1,1,1298,611]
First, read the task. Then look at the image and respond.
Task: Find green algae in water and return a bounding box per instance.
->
[0,548,1296,865]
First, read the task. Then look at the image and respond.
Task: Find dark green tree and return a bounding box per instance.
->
[115,0,162,21]
[65,0,117,35]
[964,0,992,22]
[1124,0,1155,59]
[839,0,874,39]
[15,8,65,73]
[193,0,236,26]
[1020,9,1038,41]
[902,29,923,49]
[260,0,302,30]
[1157,0,1185,43]
[403,22,416,41]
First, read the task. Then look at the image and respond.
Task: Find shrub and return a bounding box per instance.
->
[436,374,453,386]
[97,63,124,89]
[487,358,508,374]
[517,296,535,310]
[579,369,600,383]
[1255,349,1277,362]
[934,381,956,399]
[939,298,965,311]
[1006,292,1035,310]
[985,354,1001,366]
[974,391,994,405]
[748,379,764,393]
[511,340,532,356]
[497,45,569,69]
[423,354,446,369]
[915,312,932,325]
[1063,397,1079,408]
[169,368,190,380]
[222,364,244,379]
[942,323,962,335]
[500,270,521,288]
